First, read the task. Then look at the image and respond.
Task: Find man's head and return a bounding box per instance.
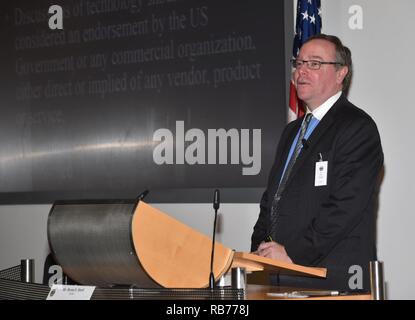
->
[293,34,352,110]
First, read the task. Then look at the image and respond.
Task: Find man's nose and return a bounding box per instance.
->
[294,65,307,79]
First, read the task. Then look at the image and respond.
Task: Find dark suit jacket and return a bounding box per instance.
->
[251,94,384,291]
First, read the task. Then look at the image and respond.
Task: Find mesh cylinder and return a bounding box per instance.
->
[47,201,158,287]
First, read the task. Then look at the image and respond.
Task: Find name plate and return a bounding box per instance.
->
[47,284,95,300]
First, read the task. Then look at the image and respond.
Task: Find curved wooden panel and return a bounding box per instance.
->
[131,202,234,288]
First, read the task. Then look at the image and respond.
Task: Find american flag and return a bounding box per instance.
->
[288,0,322,122]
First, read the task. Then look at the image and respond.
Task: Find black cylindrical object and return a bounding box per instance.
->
[20,258,34,283]
[47,200,159,287]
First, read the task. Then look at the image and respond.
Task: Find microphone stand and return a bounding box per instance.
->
[209,189,220,290]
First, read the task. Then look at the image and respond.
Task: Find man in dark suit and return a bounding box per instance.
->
[251,34,383,291]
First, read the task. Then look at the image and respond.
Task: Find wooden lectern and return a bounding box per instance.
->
[131,202,326,288]
[48,200,326,289]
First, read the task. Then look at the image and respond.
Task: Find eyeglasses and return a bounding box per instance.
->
[291,59,344,70]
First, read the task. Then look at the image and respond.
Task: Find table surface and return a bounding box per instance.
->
[246,284,373,300]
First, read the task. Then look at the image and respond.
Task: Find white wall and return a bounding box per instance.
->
[1,0,414,299]
[320,0,415,299]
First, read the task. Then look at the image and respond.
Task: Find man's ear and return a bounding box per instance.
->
[336,66,348,84]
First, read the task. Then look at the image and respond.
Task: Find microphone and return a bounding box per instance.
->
[301,138,309,150]
[209,189,220,289]
[213,189,220,211]
[136,189,149,202]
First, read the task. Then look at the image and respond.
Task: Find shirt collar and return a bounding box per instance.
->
[306,91,342,121]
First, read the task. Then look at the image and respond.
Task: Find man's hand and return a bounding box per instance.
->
[255,241,293,263]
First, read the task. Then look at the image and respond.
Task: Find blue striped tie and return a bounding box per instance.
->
[269,113,313,237]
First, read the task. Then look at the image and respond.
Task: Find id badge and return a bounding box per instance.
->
[315,161,328,186]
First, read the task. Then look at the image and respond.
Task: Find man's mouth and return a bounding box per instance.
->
[297,79,310,86]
